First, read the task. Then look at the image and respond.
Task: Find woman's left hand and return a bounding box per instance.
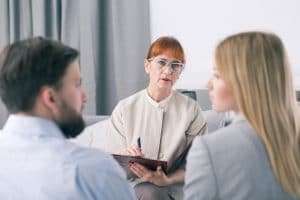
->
[128,162,170,186]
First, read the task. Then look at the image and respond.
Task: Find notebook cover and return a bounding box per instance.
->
[112,154,168,179]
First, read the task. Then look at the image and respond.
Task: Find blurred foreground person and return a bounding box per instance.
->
[184,32,300,200]
[0,37,135,200]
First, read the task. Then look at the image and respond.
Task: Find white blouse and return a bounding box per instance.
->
[106,89,207,171]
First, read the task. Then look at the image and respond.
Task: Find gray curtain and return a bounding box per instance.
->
[0,0,150,127]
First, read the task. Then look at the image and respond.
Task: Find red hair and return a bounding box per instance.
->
[146,36,185,63]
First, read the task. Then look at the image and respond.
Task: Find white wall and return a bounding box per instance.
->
[150,0,300,89]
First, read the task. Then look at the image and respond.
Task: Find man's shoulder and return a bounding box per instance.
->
[65,142,114,165]
[60,142,135,199]
[56,142,111,172]
[65,142,126,178]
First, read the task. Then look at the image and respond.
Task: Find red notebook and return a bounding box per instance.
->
[112,154,168,179]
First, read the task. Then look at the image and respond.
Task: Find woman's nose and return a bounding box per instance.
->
[82,90,88,103]
[206,78,212,90]
[163,65,173,74]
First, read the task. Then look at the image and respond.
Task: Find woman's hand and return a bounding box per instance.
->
[128,162,170,186]
[121,145,144,157]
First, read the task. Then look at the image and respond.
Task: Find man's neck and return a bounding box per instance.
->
[16,108,53,121]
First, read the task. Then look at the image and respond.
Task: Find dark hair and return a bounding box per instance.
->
[0,37,79,113]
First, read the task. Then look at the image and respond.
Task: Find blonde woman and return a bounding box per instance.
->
[184,32,300,199]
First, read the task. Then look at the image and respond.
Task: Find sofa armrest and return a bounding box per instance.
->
[71,115,110,149]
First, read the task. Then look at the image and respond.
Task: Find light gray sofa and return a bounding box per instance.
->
[70,115,109,148]
[72,88,240,148]
[72,110,230,149]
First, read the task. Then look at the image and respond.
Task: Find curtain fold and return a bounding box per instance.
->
[96,0,150,114]
[0,0,150,126]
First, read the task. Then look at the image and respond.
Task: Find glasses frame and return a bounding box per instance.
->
[147,57,185,73]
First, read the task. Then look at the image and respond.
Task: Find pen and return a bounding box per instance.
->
[137,137,141,149]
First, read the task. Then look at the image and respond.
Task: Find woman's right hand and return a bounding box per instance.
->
[121,144,144,157]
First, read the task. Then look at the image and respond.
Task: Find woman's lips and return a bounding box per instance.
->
[161,78,171,82]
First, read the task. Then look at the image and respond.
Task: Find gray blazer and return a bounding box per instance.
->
[203,110,230,133]
[184,117,295,200]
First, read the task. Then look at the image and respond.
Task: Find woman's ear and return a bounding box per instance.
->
[144,59,150,74]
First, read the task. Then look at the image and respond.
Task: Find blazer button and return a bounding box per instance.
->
[159,153,164,159]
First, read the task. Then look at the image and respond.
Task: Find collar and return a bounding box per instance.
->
[231,112,246,123]
[2,114,65,139]
[145,89,173,109]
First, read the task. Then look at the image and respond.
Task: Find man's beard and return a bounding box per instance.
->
[56,101,85,139]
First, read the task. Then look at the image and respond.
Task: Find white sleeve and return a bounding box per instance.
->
[186,103,207,137]
[105,102,127,154]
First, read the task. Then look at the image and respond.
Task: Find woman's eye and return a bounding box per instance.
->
[157,60,166,66]
[76,81,82,88]
[213,74,220,79]
[170,64,178,69]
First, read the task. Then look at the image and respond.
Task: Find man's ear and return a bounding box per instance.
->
[39,86,60,114]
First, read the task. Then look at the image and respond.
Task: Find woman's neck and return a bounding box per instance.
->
[147,85,171,102]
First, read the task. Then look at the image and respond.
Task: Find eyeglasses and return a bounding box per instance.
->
[148,57,185,73]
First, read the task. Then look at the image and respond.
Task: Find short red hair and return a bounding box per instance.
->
[146,36,185,63]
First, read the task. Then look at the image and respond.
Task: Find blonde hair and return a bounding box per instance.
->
[215,32,300,198]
